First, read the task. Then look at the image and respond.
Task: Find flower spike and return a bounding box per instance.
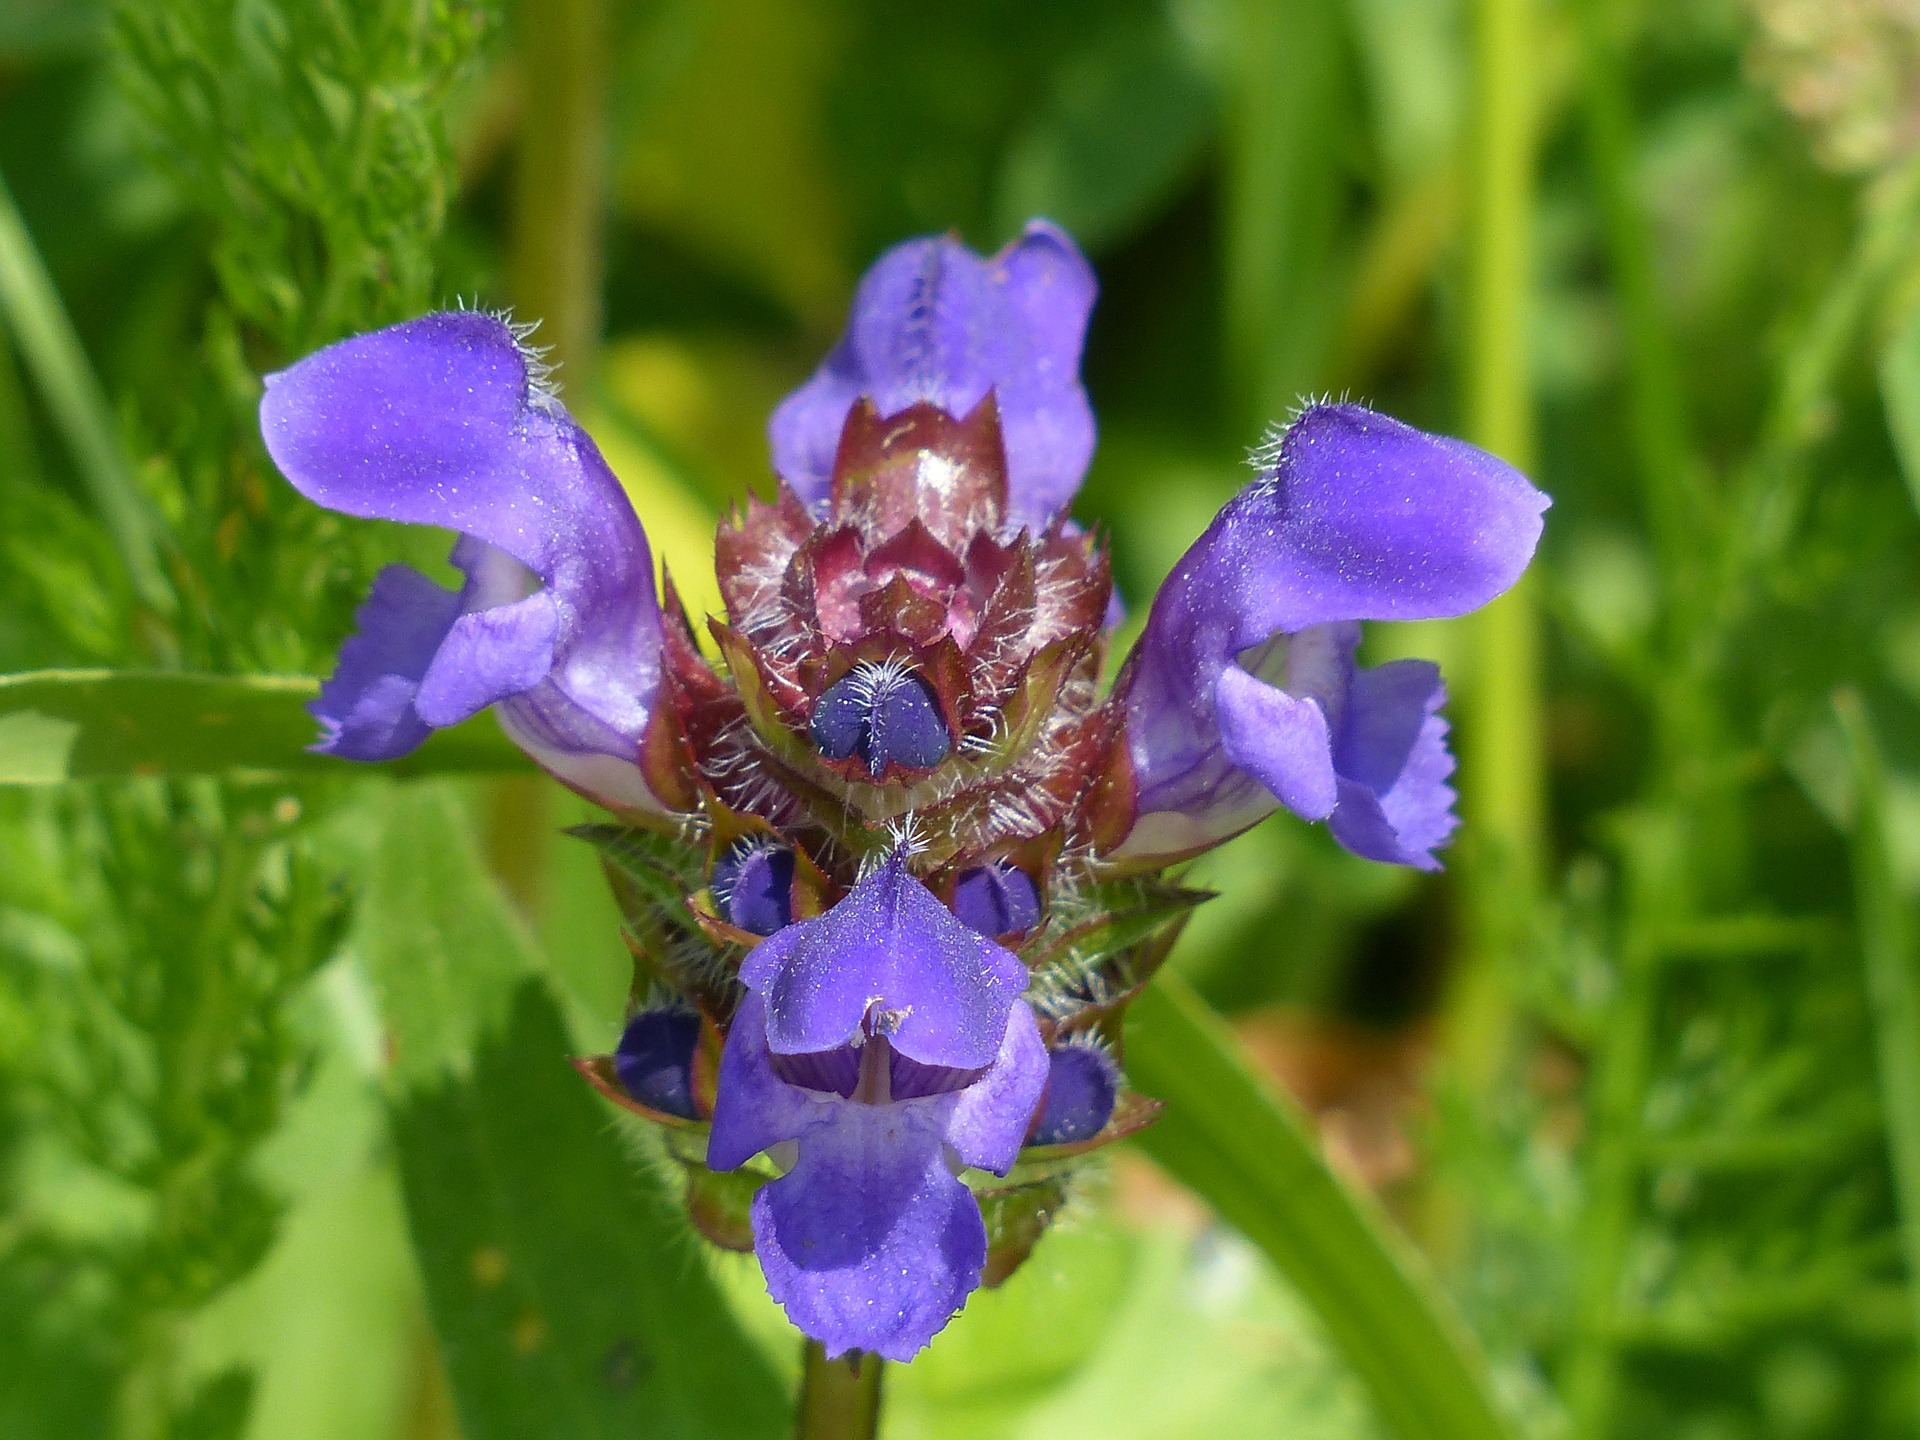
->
[266,222,1549,1364]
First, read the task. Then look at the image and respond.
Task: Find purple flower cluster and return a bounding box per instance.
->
[261,220,1546,1361]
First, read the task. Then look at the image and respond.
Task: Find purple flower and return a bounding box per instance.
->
[1117,403,1550,867]
[707,855,1047,1361]
[266,220,1554,1366]
[769,221,1097,530]
[259,311,664,810]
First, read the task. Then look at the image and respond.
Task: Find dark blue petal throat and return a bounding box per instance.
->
[809,664,950,777]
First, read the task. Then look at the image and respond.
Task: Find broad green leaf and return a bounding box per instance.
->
[0,670,529,784]
[1123,976,1514,1440]
[187,1161,422,1440]
[902,1224,1379,1440]
[1880,302,1920,518]
[390,978,788,1440]
[355,783,538,1090]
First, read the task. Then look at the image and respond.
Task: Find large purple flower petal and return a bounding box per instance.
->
[753,1104,983,1363]
[707,992,1046,1360]
[261,312,664,806]
[1119,403,1546,862]
[738,854,1029,1071]
[769,221,1097,528]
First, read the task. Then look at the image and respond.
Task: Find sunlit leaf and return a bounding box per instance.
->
[355,783,539,1091]
[356,787,787,1437]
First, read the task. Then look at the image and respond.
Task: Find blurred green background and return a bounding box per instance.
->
[6,0,1920,1436]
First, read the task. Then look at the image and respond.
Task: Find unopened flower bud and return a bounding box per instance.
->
[614,1009,701,1119]
[952,862,1042,937]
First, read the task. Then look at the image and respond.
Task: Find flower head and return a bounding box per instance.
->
[264,220,1546,1364]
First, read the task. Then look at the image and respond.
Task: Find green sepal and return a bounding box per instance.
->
[568,822,742,1016]
[661,1128,773,1254]
[977,1176,1068,1288]
[568,821,707,935]
[1024,872,1209,1030]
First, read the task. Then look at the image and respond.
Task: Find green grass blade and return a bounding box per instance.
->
[0,669,530,783]
[1124,975,1514,1440]
[0,167,173,612]
[1878,301,1920,520]
[1833,691,1920,1359]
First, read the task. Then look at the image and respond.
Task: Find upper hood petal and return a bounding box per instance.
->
[770,220,1097,529]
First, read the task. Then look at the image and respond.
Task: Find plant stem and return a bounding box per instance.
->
[489,0,611,916]
[0,166,173,615]
[793,1341,884,1440]
[1570,0,1702,608]
[508,0,607,387]
[1451,0,1541,1092]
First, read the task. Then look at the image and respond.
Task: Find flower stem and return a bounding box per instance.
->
[1219,0,1345,432]
[508,0,607,386]
[793,1341,884,1440]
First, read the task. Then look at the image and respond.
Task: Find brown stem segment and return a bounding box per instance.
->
[793,1341,884,1440]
